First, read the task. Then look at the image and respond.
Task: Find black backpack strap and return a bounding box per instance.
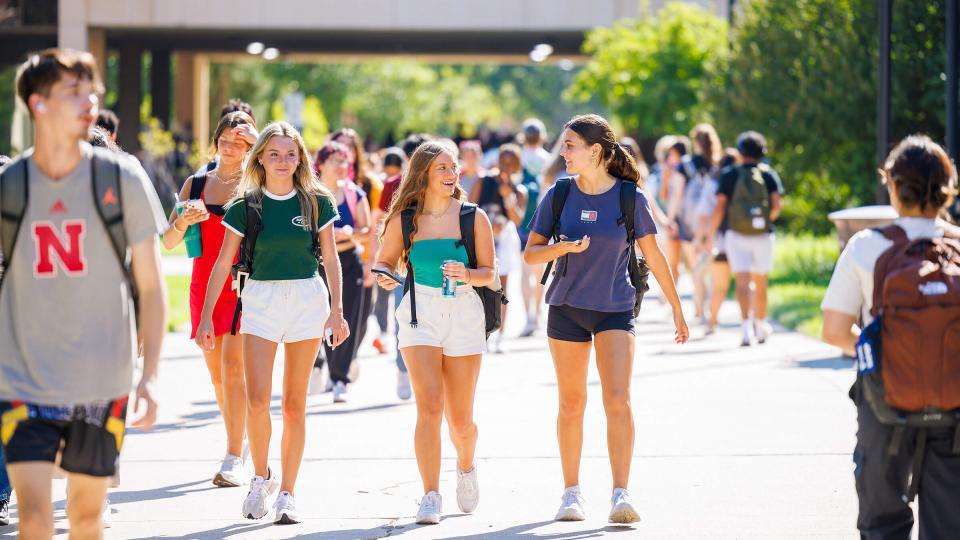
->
[188,171,207,201]
[230,194,263,335]
[310,196,322,263]
[400,207,418,328]
[905,428,927,503]
[456,203,478,270]
[540,178,572,285]
[91,152,137,325]
[0,159,28,293]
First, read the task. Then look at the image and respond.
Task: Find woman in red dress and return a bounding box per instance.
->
[162,111,257,487]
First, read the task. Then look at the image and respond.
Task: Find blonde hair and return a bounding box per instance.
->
[384,140,464,269]
[235,122,334,230]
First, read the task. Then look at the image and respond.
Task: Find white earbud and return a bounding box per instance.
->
[36,101,46,113]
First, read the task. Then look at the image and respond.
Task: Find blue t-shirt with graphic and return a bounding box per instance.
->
[530,178,658,312]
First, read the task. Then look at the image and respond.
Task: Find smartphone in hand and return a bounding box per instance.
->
[371,268,403,285]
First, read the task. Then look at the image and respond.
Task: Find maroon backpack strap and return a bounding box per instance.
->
[870,224,911,318]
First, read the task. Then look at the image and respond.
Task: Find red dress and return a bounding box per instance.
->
[189,184,240,339]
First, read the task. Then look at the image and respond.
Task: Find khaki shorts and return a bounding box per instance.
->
[396,284,487,357]
[724,231,775,274]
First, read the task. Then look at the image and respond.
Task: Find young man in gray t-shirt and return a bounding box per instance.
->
[0,48,167,539]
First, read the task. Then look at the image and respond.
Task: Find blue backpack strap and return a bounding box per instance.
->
[540,178,572,285]
[400,207,418,328]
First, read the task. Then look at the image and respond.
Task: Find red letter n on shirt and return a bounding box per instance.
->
[31,219,88,278]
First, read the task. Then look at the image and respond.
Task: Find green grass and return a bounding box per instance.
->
[165,275,191,333]
[767,235,839,338]
[162,241,187,257]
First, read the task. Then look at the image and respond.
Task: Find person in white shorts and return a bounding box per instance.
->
[374,141,497,525]
[706,131,784,346]
[196,122,349,526]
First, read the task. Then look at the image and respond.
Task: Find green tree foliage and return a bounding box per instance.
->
[568,2,728,137]
[713,0,949,234]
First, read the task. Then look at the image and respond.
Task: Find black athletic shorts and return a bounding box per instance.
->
[547,304,635,342]
[0,397,128,477]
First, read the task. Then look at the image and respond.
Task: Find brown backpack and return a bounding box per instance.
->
[868,224,960,413]
[855,224,960,501]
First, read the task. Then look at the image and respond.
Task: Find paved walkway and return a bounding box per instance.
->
[1,279,860,539]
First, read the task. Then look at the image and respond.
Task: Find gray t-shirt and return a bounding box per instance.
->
[0,143,167,404]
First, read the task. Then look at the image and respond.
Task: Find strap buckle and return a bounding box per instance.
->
[232,270,249,292]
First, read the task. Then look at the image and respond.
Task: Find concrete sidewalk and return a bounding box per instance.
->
[1,285,860,539]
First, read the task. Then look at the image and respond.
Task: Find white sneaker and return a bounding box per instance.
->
[456,466,479,513]
[755,319,773,344]
[214,454,246,487]
[740,320,754,347]
[416,491,442,524]
[555,486,586,521]
[274,491,300,525]
[101,496,111,528]
[608,488,641,524]
[308,367,326,396]
[519,320,537,338]
[333,381,348,403]
[397,372,412,401]
[242,469,279,520]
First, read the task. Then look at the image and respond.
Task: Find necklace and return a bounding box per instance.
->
[214,168,242,185]
[425,199,453,219]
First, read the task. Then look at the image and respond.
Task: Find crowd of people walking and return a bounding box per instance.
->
[0,46,957,540]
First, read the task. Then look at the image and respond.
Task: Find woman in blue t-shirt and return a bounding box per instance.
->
[524,114,689,524]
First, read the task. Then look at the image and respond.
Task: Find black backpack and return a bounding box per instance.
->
[540,177,650,317]
[229,193,323,335]
[400,203,507,338]
[0,150,137,323]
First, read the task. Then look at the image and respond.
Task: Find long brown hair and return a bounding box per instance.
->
[564,114,643,185]
[209,111,255,160]
[690,123,722,167]
[384,141,465,270]
[235,122,335,230]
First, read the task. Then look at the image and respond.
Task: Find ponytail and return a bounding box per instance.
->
[608,143,642,185]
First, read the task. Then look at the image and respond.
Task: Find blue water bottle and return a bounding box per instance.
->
[441,260,457,298]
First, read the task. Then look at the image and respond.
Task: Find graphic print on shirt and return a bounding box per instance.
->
[581,210,598,223]
[31,219,88,278]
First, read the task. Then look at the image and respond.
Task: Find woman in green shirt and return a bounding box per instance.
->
[196,122,348,525]
[374,141,497,525]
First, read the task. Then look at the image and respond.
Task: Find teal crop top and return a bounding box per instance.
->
[408,239,469,288]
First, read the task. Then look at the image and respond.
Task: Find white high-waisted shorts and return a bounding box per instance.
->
[396,283,487,357]
[240,277,330,343]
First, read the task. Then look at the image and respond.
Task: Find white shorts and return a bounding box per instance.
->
[396,284,487,357]
[240,277,330,343]
[724,231,775,274]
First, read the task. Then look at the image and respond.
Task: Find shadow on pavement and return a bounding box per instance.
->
[442,519,633,539]
[791,356,853,370]
[128,521,274,539]
[109,480,220,506]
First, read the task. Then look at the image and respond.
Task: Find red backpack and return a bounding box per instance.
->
[855,223,960,500]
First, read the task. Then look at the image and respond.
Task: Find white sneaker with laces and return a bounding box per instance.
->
[456,466,479,513]
[333,381,348,403]
[274,491,300,525]
[101,496,111,528]
[214,454,246,487]
[397,372,412,401]
[416,491,442,524]
[308,367,326,396]
[755,319,773,344]
[608,487,641,524]
[242,469,279,520]
[555,486,586,521]
[740,320,755,347]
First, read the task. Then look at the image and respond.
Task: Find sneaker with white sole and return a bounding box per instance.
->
[555,486,586,521]
[333,381,348,403]
[456,466,479,513]
[755,319,773,344]
[308,367,326,396]
[214,454,246,487]
[608,488,641,524]
[740,320,754,347]
[274,491,300,525]
[416,491,442,524]
[0,498,8,526]
[243,469,279,520]
[397,372,412,401]
[101,496,111,528]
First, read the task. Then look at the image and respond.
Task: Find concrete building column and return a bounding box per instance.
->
[192,54,211,149]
